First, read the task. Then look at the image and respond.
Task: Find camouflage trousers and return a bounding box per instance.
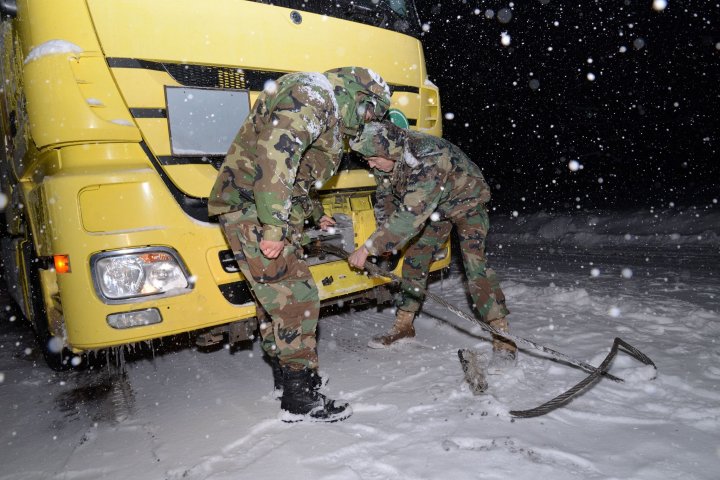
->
[218,208,319,371]
[397,204,510,323]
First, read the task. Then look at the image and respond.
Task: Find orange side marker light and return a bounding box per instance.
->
[54,254,71,273]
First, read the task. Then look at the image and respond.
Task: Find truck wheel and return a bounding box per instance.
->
[22,236,75,371]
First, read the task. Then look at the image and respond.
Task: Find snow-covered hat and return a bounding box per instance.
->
[324,67,392,134]
[349,121,405,161]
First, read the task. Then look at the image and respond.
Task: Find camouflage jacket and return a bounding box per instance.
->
[208,72,342,242]
[208,68,391,243]
[353,124,491,255]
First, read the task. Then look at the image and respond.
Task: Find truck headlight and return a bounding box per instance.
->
[91,247,192,303]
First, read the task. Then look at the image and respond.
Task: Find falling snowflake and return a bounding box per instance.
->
[500,32,511,46]
[47,337,63,353]
[497,8,513,24]
[652,0,668,11]
[263,79,278,94]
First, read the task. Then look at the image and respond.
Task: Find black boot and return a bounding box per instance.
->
[268,355,283,398]
[280,368,352,423]
[268,356,322,397]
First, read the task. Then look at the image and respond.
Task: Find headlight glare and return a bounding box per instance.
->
[99,256,146,298]
[93,248,190,302]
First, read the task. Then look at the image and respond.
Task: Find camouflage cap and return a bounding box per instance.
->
[349,121,406,161]
[324,67,392,134]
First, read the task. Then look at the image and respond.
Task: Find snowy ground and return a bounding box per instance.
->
[1,209,719,480]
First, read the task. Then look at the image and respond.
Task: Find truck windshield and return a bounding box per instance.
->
[253,0,421,36]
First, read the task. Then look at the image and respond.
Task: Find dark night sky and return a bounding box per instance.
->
[416,1,718,214]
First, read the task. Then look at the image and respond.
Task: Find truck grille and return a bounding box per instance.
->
[164,64,247,89]
[162,63,284,91]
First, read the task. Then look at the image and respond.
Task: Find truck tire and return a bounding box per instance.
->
[22,234,74,371]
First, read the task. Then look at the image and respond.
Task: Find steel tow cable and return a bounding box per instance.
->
[308,243,657,418]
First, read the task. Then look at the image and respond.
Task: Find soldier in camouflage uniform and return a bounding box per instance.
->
[209,67,391,422]
[347,121,517,361]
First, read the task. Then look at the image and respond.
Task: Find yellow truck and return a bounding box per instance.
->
[0,0,447,370]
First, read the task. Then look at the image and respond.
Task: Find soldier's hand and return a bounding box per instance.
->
[319,215,336,231]
[260,239,284,259]
[348,246,370,270]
